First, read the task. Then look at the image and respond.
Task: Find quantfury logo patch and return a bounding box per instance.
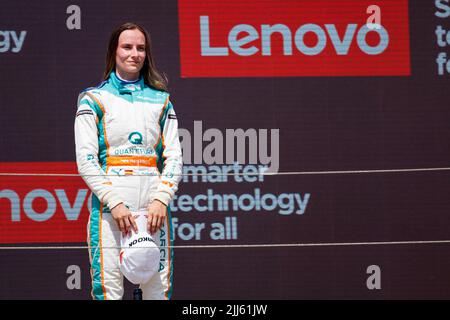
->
[128,132,143,145]
[178,0,410,77]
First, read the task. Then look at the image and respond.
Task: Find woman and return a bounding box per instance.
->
[74,22,182,300]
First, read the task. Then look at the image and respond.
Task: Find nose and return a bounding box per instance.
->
[131,47,139,58]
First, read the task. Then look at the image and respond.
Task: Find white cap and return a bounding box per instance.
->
[118,213,160,285]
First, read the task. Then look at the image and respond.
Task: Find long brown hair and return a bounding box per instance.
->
[103,22,168,92]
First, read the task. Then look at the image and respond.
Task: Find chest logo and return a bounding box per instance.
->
[128,132,143,145]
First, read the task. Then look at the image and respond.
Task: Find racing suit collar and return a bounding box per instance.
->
[110,70,145,94]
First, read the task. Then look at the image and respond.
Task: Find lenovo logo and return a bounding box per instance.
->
[0,162,89,243]
[200,16,388,57]
[179,0,410,77]
[0,188,89,222]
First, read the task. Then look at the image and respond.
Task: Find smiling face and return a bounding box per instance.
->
[115,29,146,81]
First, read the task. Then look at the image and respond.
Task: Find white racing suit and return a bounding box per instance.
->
[74,71,182,300]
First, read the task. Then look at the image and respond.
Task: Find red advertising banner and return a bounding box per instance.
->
[178,0,410,77]
[0,162,89,244]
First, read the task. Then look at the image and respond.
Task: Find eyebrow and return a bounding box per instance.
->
[121,43,145,47]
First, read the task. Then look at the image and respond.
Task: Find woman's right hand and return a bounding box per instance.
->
[111,203,138,236]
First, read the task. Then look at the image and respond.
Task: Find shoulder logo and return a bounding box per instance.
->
[76,110,94,117]
[128,132,143,145]
[168,114,177,120]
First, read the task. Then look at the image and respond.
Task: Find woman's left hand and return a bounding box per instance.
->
[147,200,167,234]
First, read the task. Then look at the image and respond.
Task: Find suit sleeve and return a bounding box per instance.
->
[153,100,183,206]
[74,92,123,210]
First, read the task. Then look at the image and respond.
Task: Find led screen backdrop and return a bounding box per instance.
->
[1,0,450,299]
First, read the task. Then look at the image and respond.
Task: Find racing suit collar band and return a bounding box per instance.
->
[110,70,144,94]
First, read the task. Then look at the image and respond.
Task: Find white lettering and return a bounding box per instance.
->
[366,5,381,30]
[229,24,259,56]
[357,25,389,55]
[171,187,309,215]
[1,188,90,222]
[66,5,82,30]
[225,128,258,165]
[203,128,224,164]
[0,190,21,221]
[261,24,293,55]
[172,218,205,240]
[435,0,450,18]
[436,52,450,75]
[435,26,450,47]
[199,15,389,57]
[294,24,327,55]
[0,31,27,53]
[55,189,88,220]
[179,121,279,173]
[183,304,217,317]
[200,16,228,56]
[326,24,357,55]
[23,189,57,222]
[9,31,27,53]
[366,265,381,290]
[66,265,81,290]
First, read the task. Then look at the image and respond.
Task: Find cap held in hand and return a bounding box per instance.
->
[119,213,160,285]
